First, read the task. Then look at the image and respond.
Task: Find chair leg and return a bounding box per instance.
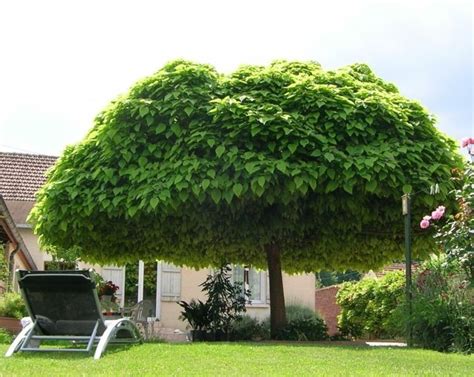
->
[5,322,34,357]
[94,318,141,360]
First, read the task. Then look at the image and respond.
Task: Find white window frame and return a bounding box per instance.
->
[232,265,267,306]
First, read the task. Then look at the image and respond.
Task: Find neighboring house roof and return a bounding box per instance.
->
[0,194,37,270]
[0,152,57,201]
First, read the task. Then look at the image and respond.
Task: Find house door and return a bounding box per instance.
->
[101,266,126,307]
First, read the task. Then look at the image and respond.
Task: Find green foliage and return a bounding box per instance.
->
[0,329,13,344]
[0,244,8,286]
[395,256,473,353]
[316,269,361,287]
[279,304,328,341]
[260,304,328,341]
[30,60,463,271]
[336,272,405,339]
[229,305,327,341]
[228,315,268,341]
[178,266,247,336]
[434,164,473,280]
[178,299,212,332]
[0,292,27,319]
[124,262,156,305]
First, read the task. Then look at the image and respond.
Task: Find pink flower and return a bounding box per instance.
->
[423,215,431,221]
[470,137,474,144]
[431,210,443,220]
[420,219,430,229]
[436,205,445,214]
[461,138,470,147]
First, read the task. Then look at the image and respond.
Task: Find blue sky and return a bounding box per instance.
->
[0,0,472,156]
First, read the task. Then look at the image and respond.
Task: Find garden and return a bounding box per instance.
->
[0,61,472,374]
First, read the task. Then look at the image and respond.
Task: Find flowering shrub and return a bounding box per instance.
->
[98,281,119,297]
[419,138,473,281]
[419,206,445,229]
[461,137,474,158]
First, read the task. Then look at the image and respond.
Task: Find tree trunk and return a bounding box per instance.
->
[265,243,286,339]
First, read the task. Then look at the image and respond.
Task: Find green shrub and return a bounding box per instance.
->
[0,292,27,319]
[336,271,405,339]
[0,328,13,344]
[396,256,473,353]
[229,315,268,341]
[264,304,328,341]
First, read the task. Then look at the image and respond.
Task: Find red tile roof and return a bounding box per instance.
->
[0,152,57,201]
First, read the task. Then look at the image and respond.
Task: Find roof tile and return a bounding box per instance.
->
[0,152,57,201]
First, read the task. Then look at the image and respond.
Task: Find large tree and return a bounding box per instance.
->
[31,60,462,337]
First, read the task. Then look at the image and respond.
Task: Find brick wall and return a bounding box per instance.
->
[315,285,340,336]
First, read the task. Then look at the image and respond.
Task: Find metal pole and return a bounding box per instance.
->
[402,194,413,347]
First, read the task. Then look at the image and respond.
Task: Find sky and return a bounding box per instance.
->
[0,0,472,157]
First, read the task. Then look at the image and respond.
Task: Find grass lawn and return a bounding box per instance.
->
[0,342,472,376]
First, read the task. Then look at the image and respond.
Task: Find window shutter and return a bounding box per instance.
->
[161,263,181,300]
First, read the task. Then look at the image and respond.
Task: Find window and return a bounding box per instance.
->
[161,262,181,301]
[232,265,267,305]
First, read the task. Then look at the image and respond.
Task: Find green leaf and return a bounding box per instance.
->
[139,106,149,117]
[150,198,159,209]
[210,189,221,204]
[207,139,216,148]
[202,179,211,190]
[146,115,154,126]
[257,176,266,188]
[171,123,182,137]
[366,180,377,192]
[294,176,304,189]
[326,181,338,193]
[402,184,412,194]
[343,182,353,194]
[184,106,193,116]
[156,123,166,134]
[233,183,243,197]
[276,161,287,174]
[216,145,225,158]
[244,162,259,174]
[128,206,138,217]
[207,169,216,179]
[223,190,233,204]
[288,143,298,154]
[324,152,335,162]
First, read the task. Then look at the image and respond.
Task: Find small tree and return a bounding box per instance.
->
[30,60,463,337]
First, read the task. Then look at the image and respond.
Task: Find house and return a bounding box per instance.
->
[0,151,316,331]
[0,195,37,293]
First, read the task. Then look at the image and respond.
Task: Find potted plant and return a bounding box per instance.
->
[97,280,120,315]
[178,299,212,341]
[0,292,27,334]
[178,266,248,341]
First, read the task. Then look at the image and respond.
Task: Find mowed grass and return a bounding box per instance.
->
[0,342,472,377]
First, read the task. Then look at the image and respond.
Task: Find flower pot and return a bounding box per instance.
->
[0,316,22,334]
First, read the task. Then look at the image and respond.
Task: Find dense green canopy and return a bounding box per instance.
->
[31,60,462,271]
